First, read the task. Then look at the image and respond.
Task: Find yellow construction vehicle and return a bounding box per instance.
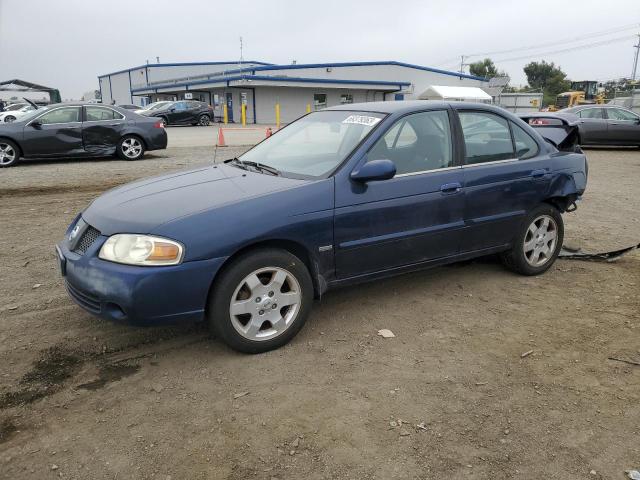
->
[550,81,605,111]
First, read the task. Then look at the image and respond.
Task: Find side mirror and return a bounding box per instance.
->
[350,159,396,183]
[30,120,42,128]
[170,108,176,112]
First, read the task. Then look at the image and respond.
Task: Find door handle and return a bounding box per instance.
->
[530,169,546,178]
[440,182,462,194]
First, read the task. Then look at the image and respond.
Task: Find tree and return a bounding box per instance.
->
[469,58,499,78]
[523,61,571,106]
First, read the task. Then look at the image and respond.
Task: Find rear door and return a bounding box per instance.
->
[21,106,83,157]
[604,107,640,145]
[575,107,608,144]
[456,109,551,253]
[334,109,465,278]
[82,106,126,154]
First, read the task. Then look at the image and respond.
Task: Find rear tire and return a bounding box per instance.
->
[208,248,313,354]
[116,135,145,161]
[500,204,564,276]
[0,139,20,167]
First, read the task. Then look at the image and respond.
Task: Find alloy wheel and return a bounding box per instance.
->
[121,137,142,159]
[523,215,558,267]
[199,115,210,126]
[0,143,16,166]
[229,267,302,341]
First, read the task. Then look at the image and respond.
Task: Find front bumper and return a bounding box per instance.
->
[56,237,226,325]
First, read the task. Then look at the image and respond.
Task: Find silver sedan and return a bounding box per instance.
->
[563,105,640,147]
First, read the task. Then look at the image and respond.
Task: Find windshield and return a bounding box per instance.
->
[144,101,170,111]
[239,110,386,177]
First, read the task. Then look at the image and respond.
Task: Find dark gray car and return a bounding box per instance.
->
[0,103,168,167]
[563,105,640,146]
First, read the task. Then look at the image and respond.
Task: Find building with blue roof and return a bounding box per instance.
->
[98,60,489,124]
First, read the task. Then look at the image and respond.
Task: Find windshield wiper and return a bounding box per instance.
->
[226,157,280,176]
[244,161,281,176]
[226,157,249,171]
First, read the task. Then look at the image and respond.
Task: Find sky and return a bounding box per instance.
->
[1,0,639,100]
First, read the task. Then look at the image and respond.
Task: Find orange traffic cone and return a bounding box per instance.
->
[217,128,226,147]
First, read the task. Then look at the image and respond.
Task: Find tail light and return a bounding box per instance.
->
[529,118,550,125]
[153,121,165,129]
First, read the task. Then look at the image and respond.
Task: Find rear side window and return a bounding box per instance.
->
[85,106,124,121]
[511,122,539,159]
[607,108,638,121]
[577,108,603,119]
[458,111,514,164]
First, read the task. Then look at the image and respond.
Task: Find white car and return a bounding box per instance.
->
[0,103,38,123]
[134,101,171,115]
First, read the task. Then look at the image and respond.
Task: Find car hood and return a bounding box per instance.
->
[82,164,309,236]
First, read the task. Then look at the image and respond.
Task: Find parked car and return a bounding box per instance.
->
[0,102,38,123]
[539,105,640,146]
[118,104,141,110]
[140,100,213,126]
[56,101,587,353]
[0,103,167,167]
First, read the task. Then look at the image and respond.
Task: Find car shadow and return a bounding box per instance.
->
[14,153,164,167]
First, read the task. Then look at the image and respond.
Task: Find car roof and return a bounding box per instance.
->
[326,100,505,115]
[567,104,633,111]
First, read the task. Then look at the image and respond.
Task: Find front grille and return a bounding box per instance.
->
[65,281,101,313]
[73,226,100,255]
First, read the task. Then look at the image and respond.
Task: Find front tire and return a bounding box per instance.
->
[0,139,20,167]
[501,204,564,276]
[116,135,145,161]
[198,114,210,126]
[4,116,16,123]
[208,248,313,353]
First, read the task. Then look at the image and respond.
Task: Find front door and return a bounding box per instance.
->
[226,93,234,122]
[456,109,552,252]
[576,107,608,144]
[22,106,83,157]
[334,109,465,278]
[604,107,640,144]
[82,106,125,154]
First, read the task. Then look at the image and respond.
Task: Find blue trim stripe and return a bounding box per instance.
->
[100,60,488,82]
[131,75,411,93]
[220,61,488,82]
[98,61,273,78]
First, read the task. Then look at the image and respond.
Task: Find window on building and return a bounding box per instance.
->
[368,110,453,175]
[85,106,124,121]
[36,107,81,125]
[607,108,639,121]
[458,111,514,164]
[314,94,327,110]
[511,122,539,160]
[340,94,353,104]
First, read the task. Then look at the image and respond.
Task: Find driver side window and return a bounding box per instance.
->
[368,110,453,175]
[37,107,81,125]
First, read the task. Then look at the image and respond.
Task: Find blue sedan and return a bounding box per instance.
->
[57,101,588,353]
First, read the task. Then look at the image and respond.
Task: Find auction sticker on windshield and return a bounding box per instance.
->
[342,115,382,126]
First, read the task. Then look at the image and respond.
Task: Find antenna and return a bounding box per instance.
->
[239,36,244,78]
[632,33,640,81]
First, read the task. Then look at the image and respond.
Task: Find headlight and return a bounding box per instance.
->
[99,234,184,266]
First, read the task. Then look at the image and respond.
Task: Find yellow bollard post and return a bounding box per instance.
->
[223,104,228,124]
[275,103,281,130]
[241,104,246,127]
[306,103,311,113]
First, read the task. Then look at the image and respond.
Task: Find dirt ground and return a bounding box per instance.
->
[0,135,639,480]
